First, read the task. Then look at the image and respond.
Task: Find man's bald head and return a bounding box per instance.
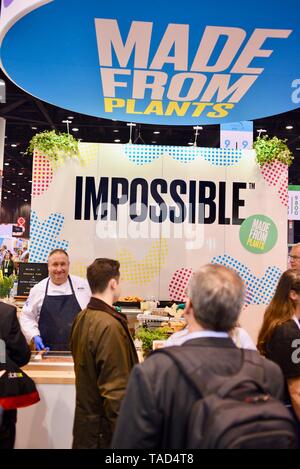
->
[48,249,70,285]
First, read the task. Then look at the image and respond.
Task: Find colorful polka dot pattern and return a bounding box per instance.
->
[117,239,168,285]
[32,152,53,197]
[211,254,282,305]
[29,210,69,262]
[124,145,243,166]
[78,143,98,167]
[201,148,242,166]
[278,176,288,206]
[169,268,193,301]
[261,161,288,206]
[70,262,87,278]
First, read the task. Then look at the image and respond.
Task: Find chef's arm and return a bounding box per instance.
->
[19,289,41,343]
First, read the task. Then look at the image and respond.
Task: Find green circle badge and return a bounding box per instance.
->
[239,214,278,254]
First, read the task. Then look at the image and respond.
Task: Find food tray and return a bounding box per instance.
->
[137,314,186,328]
[115,301,141,307]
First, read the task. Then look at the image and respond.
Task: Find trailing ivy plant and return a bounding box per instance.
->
[254,135,294,167]
[27,130,79,161]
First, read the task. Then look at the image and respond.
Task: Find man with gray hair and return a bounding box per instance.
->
[289,243,300,272]
[112,264,285,449]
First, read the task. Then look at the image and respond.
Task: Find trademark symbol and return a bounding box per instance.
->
[249,183,256,189]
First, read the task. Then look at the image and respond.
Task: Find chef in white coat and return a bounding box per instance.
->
[19,249,91,351]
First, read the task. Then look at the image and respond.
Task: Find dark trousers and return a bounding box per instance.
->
[0,410,17,449]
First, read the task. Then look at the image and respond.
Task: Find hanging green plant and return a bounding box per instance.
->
[27,130,79,161]
[253,135,294,167]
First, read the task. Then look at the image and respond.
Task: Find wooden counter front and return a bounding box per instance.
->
[23,357,75,384]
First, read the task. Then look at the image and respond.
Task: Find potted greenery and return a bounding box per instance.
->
[27,130,79,161]
[0,275,15,299]
[135,326,170,357]
[253,135,294,167]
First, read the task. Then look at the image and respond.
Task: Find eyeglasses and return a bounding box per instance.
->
[289,255,300,260]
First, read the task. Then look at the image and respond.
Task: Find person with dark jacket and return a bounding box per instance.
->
[257,269,300,437]
[70,258,138,449]
[112,265,285,449]
[1,252,14,278]
[0,302,31,449]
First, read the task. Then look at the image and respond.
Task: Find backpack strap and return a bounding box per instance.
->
[217,349,268,397]
[153,346,229,396]
[153,346,268,398]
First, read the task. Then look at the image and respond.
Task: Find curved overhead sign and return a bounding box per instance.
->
[0,0,300,125]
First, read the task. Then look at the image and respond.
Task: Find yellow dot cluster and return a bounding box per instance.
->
[117,239,168,285]
[77,143,98,167]
[70,262,87,278]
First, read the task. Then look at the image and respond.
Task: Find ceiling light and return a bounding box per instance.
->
[257,129,266,133]
[72,128,79,132]
[12,183,16,186]
[3,196,7,199]
[193,126,203,130]
[29,180,32,183]
[188,142,194,146]
[24,199,28,202]
[153,131,160,134]
[7,190,11,193]
[4,162,9,166]
[31,126,37,130]
[296,148,300,151]
[18,172,23,176]
[21,189,26,191]
[152,141,156,144]
[113,129,119,133]
[11,143,17,147]
[286,125,293,130]
[67,116,74,120]
[114,139,121,143]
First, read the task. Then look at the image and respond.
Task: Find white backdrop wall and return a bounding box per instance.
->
[30,143,288,339]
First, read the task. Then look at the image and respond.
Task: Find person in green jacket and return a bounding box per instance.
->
[70,258,138,449]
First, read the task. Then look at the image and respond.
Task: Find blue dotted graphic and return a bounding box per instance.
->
[211,254,282,305]
[29,210,69,262]
[124,145,242,166]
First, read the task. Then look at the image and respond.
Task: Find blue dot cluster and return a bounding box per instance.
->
[124,144,243,166]
[201,148,242,166]
[211,253,282,305]
[29,210,69,262]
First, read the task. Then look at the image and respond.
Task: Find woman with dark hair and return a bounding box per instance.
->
[1,252,14,277]
[257,269,300,430]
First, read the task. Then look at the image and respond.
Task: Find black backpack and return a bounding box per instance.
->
[156,347,298,449]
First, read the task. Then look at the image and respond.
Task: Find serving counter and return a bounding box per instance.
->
[14,305,161,447]
[15,354,75,449]
[14,309,142,449]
